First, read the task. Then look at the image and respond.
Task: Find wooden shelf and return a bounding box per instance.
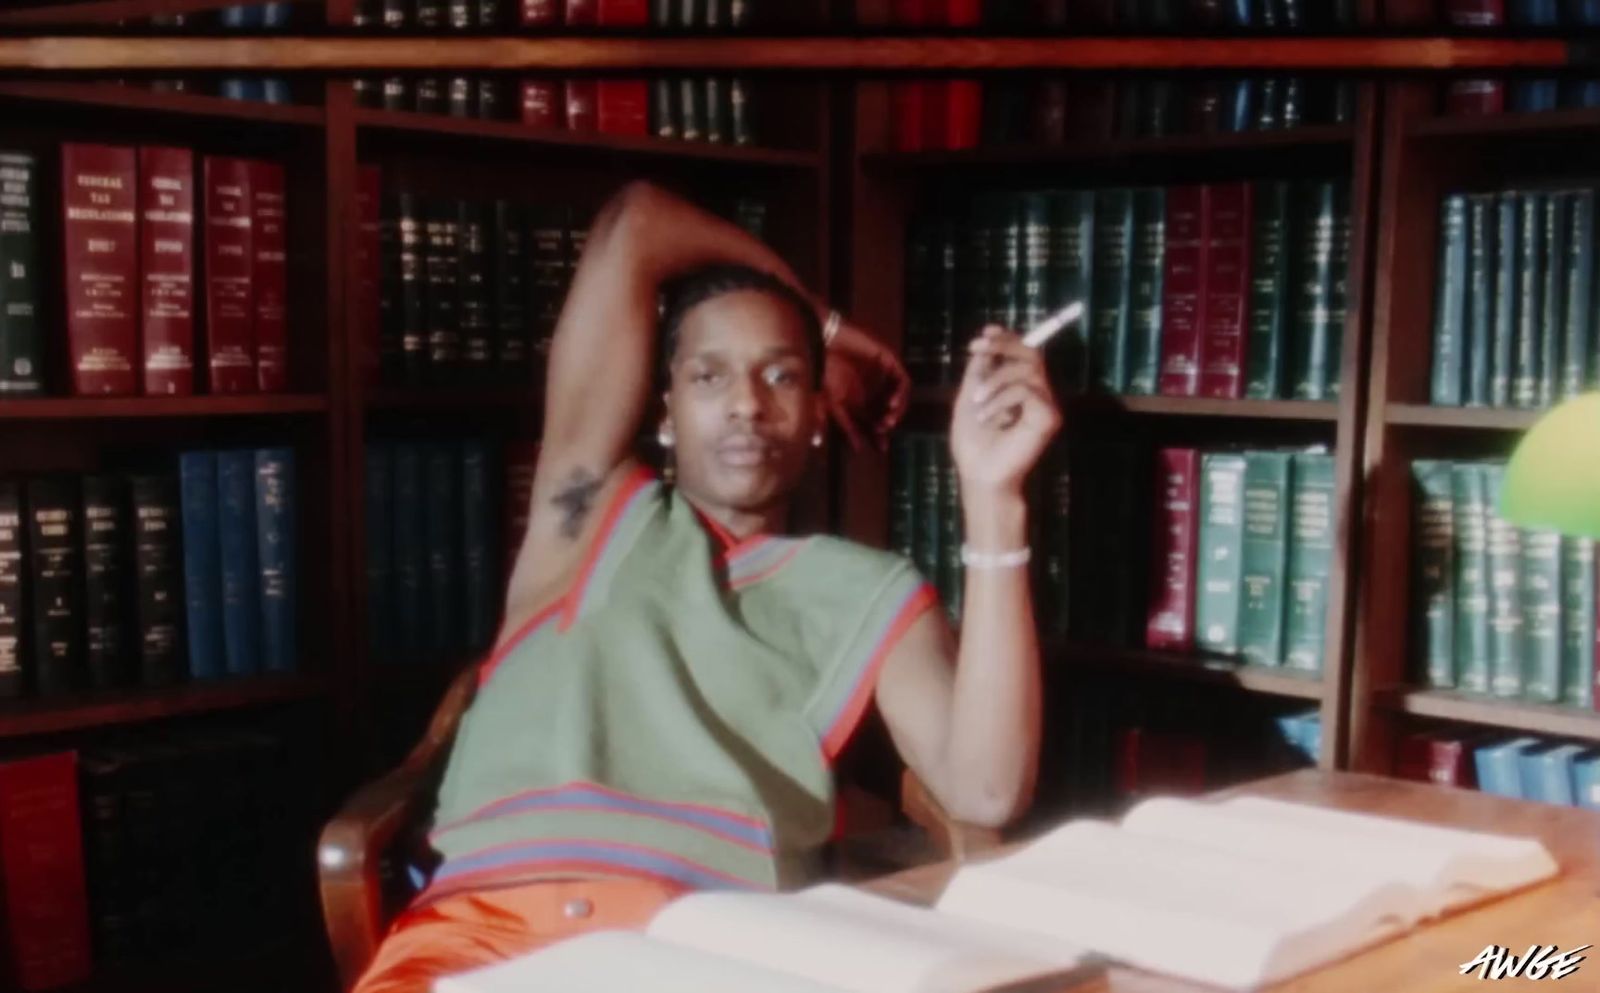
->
[1408,106,1600,141]
[1384,403,1543,431]
[0,672,332,740]
[863,125,1355,171]
[0,393,328,420]
[0,81,324,126]
[366,385,539,412]
[354,107,820,169]
[1385,688,1600,743]
[1059,643,1326,701]
[911,385,1339,421]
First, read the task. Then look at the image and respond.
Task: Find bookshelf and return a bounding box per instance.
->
[1351,79,1600,775]
[839,76,1382,805]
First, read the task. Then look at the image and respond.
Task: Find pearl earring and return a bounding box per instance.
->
[658,427,674,449]
[811,431,824,448]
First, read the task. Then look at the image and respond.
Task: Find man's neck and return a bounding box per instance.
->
[681,490,787,543]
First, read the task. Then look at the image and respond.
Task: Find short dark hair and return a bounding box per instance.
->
[658,263,824,389]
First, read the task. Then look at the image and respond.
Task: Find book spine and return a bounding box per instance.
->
[81,475,129,691]
[677,77,702,141]
[139,146,196,396]
[1048,190,1096,394]
[179,451,224,680]
[1283,452,1335,673]
[61,143,139,396]
[415,0,446,26]
[458,201,493,379]
[1563,189,1594,401]
[255,448,296,674]
[502,441,539,582]
[1538,192,1568,409]
[1483,463,1524,697]
[1289,181,1336,401]
[424,443,460,657]
[1037,448,1071,641]
[989,194,1021,333]
[652,78,677,139]
[1491,192,1518,407]
[131,474,183,687]
[250,161,287,393]
[1089,188,1134,394]
[424,199,462,379]
[28,478,84,696]
[1157,184,1205,397]
[1238,451,1291,666]
[1245,181,1290,400]
[0,753,93,991]
[1195,452,1248,655]
[933,213,959,386]
[914,435,942,608]
[0,483,22,697]
[903,213,937,384]
[704,77,727,144]
[478,0,503,27]
[598,0,650,22]
[1326,182,1351,399]
[1198,182,1252,399]
[567,0,598,21]
[521,0,560,24]
[1452,462,1492,693]
[1125,187,1166,396]
[356,166,383,384]
[1145,447,1199,651]
[520,80,563,128]
[217,450,261,677]
[364,444,392,664]
[449,0,473,28]
[460,440,497,653]
[390,192,425,384]
[527,207,568,370]
[492,201,529,378]
[888,437,916,561]
[938,450,963,623]
[203,156,258,394]
[567,80,600,132]
[596,79,651,137]
[1464,193,1495,407]
[391,443,424,664]
[0,151,44,396]
[1562,537,1596,709]
[1521,525,1563,703]
[1513,190,1543,408]
[1412,460,1457,688]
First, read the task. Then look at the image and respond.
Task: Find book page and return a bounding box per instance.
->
[936,821,1413,990]
[646,887,1087,993]
[1215,796,1558,908]
[433,930,848,993]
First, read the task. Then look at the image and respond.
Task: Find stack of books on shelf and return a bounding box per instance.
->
[1442,0,1600,31]
[0,451,299,702]
[1398,727,1600,810]
[353,0,756,29]
[1445,78,1600,116]
[1410,459,1596,710]
[904,180,1352,401]
[881,0,1355,29]
[0,144,292,399]
[1430,188,1600,410]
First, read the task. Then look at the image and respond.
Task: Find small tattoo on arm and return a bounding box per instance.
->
[552,469,603,539]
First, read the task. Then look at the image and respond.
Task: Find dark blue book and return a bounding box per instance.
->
[460,439,497,655]
[1568,0,1600,22]
[218,450,261,677]
[1509,79,1560,113]
[179,452,225,680]
[1508,0,1559,23]
[218,5,262,27]
[255,448,296,674]
[1218,80,1254,134]
[260,2,293,27]
[365,444,394,665]
[1522,742,1584,806]
[261,79,292,105]
[1574,750,1600,810]
[219,78,265,103]
[424,443,461,658]
[392,443,425,665]
[1562,80,1600,107]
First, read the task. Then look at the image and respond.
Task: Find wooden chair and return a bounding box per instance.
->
[317,664,1002,990]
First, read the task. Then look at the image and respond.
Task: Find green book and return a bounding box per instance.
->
[1430,194,1468,406]
[956,198,993,356]
[1018,193,1052,333]
[1046,190,1095,393]
[1196,452,1249,657]
[1327,182,1351,399]
[1039,447,1073,641]
[1490,192,1519,407]
[888,438,915,562]
[1561,189,1593,401]
[990,194,1022,332]
[935,214,960,386]
[1513,190,1544,409]
[1412,460,1456,688]
[1561,537,1596,709]
[0,152,42,397]
[1538,192,1569,409]
[1126,188,1166,396]
[1465,194,1496,407]
[1520,526,1563,704]
[1283,453,1335,673]
[1245,181,1291,400]
[913,434,942,590]
[1238,451,1292,667]
[1289,182,1337,401]
[902,213,937,384]
[1483,463,1524,698]
[1090,189,1134,394]
[939,449,963,623]
[1451,462,1492,693]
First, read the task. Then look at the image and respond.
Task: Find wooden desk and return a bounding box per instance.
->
[864,769,1600,993]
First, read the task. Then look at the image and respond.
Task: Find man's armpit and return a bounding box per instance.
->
[550,467,604,540]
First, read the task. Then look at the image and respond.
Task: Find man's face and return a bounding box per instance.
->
[663,289,822,517]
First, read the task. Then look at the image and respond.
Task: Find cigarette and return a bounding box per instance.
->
[1020,301,1084,349]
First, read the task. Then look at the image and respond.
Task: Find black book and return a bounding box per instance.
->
[424,199,463,380]
[27,477,83,696]
[414,0,446,28]
[131,474,184,688]
[458,200,494,379]
[385,192,426,385]
[0,151,43,397]
[477,79,505,120]
[82,475,131,691]
[415,77,446,116]
[492,201,531,379]
[448,77,474,118]
[382,76,409,112]
[0,481,22,698]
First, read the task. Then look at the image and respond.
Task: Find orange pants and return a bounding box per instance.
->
[351,877,689,993]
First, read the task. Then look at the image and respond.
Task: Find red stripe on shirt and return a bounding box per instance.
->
[559,464,657,631]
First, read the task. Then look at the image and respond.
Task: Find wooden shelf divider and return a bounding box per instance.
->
[1385,689,1600,744]
[0,673,332,740]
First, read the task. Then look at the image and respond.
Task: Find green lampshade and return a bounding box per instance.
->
[1499,392,1600,539]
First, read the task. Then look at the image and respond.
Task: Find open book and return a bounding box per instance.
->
[435,883,1102,993]
[934,795,1559,991]
[437,796,1556,993]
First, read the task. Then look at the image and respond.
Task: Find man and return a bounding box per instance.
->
[354,181,1060,992]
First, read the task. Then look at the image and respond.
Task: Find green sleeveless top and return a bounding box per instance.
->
[420,465,938,904]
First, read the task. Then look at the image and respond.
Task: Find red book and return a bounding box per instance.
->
[891,0,926,23]
[521,0,561,24]
[1158,184,1207,397]
[355,165,383,385]
[1445,79,1506,116]
[1115,728,1207,799]
[250,161,287,393]
[890,82,926,152]
[943,0,981,24]
[565,80,599,132]
[1443,0,1503,25]
[138,145,195,396]
[1397,732,1475,787]
[597,0,648,23]
[923,79,982,151]
[202,156,257,394]
[1198,182,1252,399]
[61,143,139,396]
[0,753,92,991]
[1145,447,1200,651]
[596,80,650,136]
[520,80,564,128]
[503,441,541,581]
[565,0,596,24]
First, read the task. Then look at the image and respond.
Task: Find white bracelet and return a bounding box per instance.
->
[822,309,842,347]
[959,544,1032,570]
